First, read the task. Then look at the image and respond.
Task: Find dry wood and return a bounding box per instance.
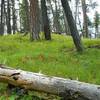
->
[0,65,100,100]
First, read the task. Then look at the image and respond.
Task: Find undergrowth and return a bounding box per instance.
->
[0,34,100,99]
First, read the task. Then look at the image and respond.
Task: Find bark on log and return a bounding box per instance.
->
[0,65,100,100]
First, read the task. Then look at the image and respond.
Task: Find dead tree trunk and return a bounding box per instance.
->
[0,65,100,100]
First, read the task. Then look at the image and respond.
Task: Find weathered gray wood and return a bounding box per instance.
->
[0,65,100,100]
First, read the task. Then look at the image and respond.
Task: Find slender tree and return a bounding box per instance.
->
[61,0,84,52]
[75,0,79,23]
[53,0,62,33]
[63,10,71,35]
[47,0,67,34]
[41,0,51,40]
[0,0,5,35]
[11,0,17,34]
[94,11,99,37]
[29,0,40,40]
[7,0,11,34]
[81,0,89,37]
[20,0,30,34]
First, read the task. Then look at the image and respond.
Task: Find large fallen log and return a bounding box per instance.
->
[0,65,100,100]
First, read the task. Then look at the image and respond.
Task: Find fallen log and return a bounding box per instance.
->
[0,65,100,100]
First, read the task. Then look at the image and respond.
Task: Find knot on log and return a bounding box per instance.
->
[11,73,20,81]
[59,89,90,100]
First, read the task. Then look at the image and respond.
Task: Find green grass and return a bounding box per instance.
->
[0,34,100,99]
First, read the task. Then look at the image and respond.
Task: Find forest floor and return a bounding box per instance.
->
[0,34,100,99]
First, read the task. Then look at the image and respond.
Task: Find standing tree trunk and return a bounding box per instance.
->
[63,11,71,35]
[94,11,99,38]
[24,0,30,34]
[20,0,30,35]
[11,0,16,34]
[46,0,56,32]
[61,0,84,52]
[41,0,51,40]
[29,0,40,40]
[75,0,79,23]
[81,0,89,38]
[7,0,11,34]
[47,0,63,33]
[53,0,62,33]
[0,0,5,35]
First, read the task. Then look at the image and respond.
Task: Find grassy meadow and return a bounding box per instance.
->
[0,34,100,99]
